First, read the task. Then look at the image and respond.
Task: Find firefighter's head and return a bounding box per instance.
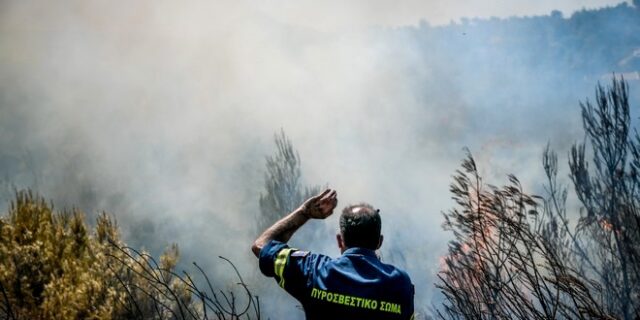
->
[337,203,383,253]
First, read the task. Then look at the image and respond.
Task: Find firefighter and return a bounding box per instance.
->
[252,189,415,319]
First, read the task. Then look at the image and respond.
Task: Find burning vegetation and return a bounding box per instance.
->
[437,76,640,319]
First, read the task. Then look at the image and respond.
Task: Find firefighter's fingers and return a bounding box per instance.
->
[318,188,332,198]
[323,190,336,200]
[311,189,332,202]
[330,193,338,205]
[322,191,337,207]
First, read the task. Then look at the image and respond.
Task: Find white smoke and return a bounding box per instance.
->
[0,0,636,318]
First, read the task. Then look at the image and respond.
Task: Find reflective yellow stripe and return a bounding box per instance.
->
[274,248,294,288]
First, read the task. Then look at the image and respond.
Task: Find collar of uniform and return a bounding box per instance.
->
[342,247,378,258]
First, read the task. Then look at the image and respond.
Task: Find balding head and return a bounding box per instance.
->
[339,203,382,250]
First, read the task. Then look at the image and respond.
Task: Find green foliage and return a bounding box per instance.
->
[0,191,125,319]
[0,191,260,320]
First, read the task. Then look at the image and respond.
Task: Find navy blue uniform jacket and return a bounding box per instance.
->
[259,240,415,320]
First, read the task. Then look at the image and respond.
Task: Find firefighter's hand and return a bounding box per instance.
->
[300,189,338,219]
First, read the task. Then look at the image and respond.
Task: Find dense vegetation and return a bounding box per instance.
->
[402,2,640,78]
[0,192,260,319]
[391,1,640,145]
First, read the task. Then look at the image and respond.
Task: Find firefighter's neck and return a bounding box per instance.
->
[336,234,384,254]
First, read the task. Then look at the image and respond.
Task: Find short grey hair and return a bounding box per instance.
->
[339,203,381,250]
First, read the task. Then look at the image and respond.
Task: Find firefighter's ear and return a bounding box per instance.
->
[337,233,346,253]
[377,235,384,250]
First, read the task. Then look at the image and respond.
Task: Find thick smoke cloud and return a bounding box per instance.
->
[0,0,638,318]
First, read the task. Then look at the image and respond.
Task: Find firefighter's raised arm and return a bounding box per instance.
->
[251,189,338,257]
